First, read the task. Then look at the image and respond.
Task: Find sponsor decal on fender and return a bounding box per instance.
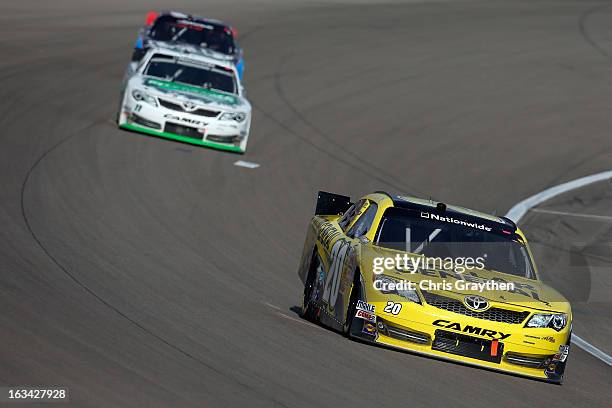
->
[356,300,375,313]
[433,319,511,340]
[355,309,376,323]
[362,322,376,336]
[355,301,376,322]
[316,220,342,250]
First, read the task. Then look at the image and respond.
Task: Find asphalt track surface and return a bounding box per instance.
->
[1,0,612,406]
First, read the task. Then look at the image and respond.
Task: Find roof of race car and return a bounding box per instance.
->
[145,45,235,70]
[158,11,232,31]
[368,191,517,232]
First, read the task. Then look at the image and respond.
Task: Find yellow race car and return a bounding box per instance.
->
[297,191,572,383]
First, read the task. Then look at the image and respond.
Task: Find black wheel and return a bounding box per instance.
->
[301,252,320,322]
[343,273,362,336]
[115,91,126,125]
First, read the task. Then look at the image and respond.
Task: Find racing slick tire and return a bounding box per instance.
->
[344,273,371,339]
[301,250,320,322]
[116,91,127,126]
[343,276,360,336]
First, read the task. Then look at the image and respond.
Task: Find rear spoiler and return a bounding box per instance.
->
[315,191,352,216]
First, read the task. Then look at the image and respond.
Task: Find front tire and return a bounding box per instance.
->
[116,91,128,126]
[343,275,361,336]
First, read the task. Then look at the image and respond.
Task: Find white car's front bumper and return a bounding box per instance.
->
[119,95,250,153]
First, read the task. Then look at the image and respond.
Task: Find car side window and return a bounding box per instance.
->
[338,199,365,231]
[347,201,378,238]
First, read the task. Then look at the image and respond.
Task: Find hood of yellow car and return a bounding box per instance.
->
[361,244,570,314]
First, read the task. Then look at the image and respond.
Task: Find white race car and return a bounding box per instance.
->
[118,46,251,153]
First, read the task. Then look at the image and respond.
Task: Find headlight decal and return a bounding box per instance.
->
[219,112,247,122]
[525,313,567,331]
[131,89,158,107]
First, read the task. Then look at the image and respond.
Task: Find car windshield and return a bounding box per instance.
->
[144,57,236,94]
[150,16,235,55]
[374,207,535,279]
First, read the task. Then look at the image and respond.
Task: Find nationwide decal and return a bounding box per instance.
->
[144,78,239,106]
[432,319,511,340]
[421,212,492,232]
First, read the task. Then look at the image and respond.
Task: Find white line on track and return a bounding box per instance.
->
[571,336,612,367]
[263,302,282,311]
[275,311,327,330]
[530,208,612,222]
[275,312,317,327]
[505,170,612,222]
[234,160,260,169]
[505,170,612,367]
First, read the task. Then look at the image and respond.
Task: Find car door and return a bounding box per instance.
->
[319,200,379,328]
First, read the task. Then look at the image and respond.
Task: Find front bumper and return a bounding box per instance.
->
[119,98,249,153]
[350,305,570,383]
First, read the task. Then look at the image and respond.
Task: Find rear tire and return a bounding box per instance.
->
[301,251,320,322]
